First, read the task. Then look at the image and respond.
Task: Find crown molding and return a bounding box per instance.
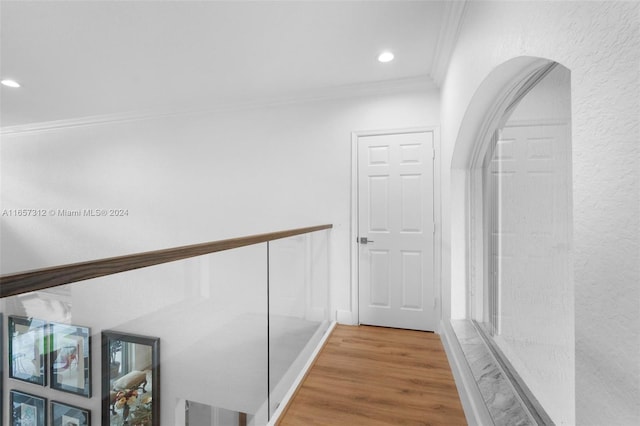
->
[0,76,436,135]
[430,0,468,88]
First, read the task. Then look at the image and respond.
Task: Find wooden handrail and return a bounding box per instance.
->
[0,224,332,298]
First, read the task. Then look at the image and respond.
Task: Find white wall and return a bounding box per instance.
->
[440,1,639,425]
[0,88,440,322]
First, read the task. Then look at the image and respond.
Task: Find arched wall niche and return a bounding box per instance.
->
[449,55,565,319]
[448,56,575,425]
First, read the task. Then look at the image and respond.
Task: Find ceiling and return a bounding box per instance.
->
[0,1,459,127]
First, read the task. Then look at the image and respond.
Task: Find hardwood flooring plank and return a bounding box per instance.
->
[277,325,467,426]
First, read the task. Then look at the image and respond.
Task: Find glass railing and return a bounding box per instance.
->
[0,225,332,426]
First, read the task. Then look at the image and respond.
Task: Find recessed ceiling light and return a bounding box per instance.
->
[1,79,21,88]
[378,51,394,63]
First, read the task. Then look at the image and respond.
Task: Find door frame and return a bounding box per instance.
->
[349,127,442,328]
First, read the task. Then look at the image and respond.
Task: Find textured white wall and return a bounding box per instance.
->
[441,1,639,424]
[0,89,440,322]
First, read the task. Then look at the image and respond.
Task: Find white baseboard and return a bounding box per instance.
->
[440,320,493,426]
[267,321,337,426]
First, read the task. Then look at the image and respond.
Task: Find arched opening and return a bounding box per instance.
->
[451,57,574,425]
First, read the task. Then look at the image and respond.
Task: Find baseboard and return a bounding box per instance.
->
[440,320,493,426]
[267,321,337,425]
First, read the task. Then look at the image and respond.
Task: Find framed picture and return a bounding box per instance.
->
[49,323,91,397]
[10,390,46,426]
[8,316,47,386]
[102,331,160,426]
[51,401,90,426]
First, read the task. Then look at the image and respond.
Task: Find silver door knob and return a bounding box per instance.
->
[358,237,374,244]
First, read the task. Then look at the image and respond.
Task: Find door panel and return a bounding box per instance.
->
[369,176,390,231]
[400,174,423,232]
[369,250,391,307]
[358,131,435,331]
[401,250,423,310]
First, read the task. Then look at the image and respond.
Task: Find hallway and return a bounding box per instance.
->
[277,325,467,425]
[2,2,638,424]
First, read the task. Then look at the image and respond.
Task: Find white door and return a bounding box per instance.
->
[357,131,436,331]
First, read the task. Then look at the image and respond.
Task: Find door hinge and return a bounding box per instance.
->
[433,222,436,234]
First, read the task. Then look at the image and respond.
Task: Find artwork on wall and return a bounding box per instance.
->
[49,323,92,397]
[102,331,160,426]
[10,390,46,426]
[8,316,47,386]
[51,401,90,426]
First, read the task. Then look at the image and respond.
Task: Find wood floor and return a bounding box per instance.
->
[277,324,467,426]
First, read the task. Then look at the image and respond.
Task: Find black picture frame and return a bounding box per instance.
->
[102,331,160,426]
[49,323,91,397]
[51,401,90,426]
[10,390,46,426]
[8,316,47,386]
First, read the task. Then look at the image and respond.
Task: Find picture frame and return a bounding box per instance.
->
[51,401,90,426]
[49,323,91,397]
[10,390,46,426]
[8,316,47,386]
[102,331,160,426]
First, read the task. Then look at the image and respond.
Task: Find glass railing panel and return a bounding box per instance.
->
[172,243,269,426]
[1,243,269,426]
[268,230,330,418]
